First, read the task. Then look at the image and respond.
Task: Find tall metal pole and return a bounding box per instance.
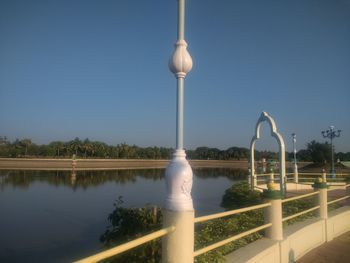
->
[330,134,334,175]
[292,133,297,165]
[163,1,194,262]
[322,126,341,178]
[291,133,298,183]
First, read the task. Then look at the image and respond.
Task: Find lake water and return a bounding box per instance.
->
[0,168,248,263]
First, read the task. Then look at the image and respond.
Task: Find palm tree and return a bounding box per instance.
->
[20,139,32,157]
[82,138,93,158]
[69,137,82,156]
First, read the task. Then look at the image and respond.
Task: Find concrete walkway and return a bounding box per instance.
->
[297,231,350,263]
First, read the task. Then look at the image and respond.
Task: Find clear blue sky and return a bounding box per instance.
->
[0,0,349,152]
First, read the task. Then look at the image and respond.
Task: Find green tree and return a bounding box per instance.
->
[306,140,331,164]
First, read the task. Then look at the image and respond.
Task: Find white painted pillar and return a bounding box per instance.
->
[250,141,257,190]
[264,198,283,241]
[163,1,194,263]
[293,163,299,183]
[163,151,194,263]
[292,133,298,184]
[248,168,251,185]
[253,175,257,190]
[162,210,194,263]
[318,188,328,219]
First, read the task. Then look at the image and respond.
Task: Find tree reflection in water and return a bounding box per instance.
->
[0,168,248,190]
[0,168,250,262]
[0,169,165,190]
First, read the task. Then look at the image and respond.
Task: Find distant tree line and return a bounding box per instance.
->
[0,136,349,162]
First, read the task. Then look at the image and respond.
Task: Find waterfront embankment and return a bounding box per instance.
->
[0,158,311,171]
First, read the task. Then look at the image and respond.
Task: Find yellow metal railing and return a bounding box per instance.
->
[194,203,271,257]
[75,182,350,262]
[282,206,320,222]
[74,226,175,263]
[327,196,349,205]
[281,191,320,222]
[194,203,270,223]
[282,191,319,203]
[193,223,272,257]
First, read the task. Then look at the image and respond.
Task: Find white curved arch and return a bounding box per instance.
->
[250,112,286,194]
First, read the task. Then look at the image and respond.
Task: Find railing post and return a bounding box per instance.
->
[322,169,327,183]
[263,184,283,241]
[162,209,194,263]
[252,174,257,190]
[269,170,274,183]
[162,151,194,263]
[313,178,328,219]
[250,168,257,190]
[318,188,328,219]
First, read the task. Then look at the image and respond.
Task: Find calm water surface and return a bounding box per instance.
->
[0,168,247,262]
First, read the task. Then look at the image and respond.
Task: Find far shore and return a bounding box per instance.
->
[0,158,313,171]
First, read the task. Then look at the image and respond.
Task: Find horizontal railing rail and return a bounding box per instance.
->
[256,173,272,177]
[193,223,272,257]
[282,206,320,222]
[282,191,319,203]
[327,196,349,205]
[193,202,273,257]
[74,226,175,263]
[327,187,346,192]
[194,203,271,223]
[255,172,348,178]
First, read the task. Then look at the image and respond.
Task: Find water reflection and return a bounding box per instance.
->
[0,168,248,263]
[0,168,248,190]
[0,169,165,190]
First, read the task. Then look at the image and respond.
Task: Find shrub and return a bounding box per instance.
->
[221,182,262,210]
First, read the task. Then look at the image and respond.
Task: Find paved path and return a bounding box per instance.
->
[297,231,350,263]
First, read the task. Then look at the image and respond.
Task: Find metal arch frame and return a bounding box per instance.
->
[249,112,286,195]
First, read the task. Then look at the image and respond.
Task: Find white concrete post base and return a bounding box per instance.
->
[252,175,257,190]
[319,188,328,219]
[165,149,193,211]
[162,209,194,263]
[264,199,283,241]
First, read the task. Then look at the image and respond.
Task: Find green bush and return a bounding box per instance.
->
[221,182,262,210]
[100,197,162,263]
[194,211,263,263]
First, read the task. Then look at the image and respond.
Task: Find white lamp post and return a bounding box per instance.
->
[162,1,194,262]
[322,126,341,178]
[291,133,298,183]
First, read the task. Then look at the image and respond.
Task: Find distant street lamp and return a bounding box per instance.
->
[291,133,298,183]
[321,126,341,177]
